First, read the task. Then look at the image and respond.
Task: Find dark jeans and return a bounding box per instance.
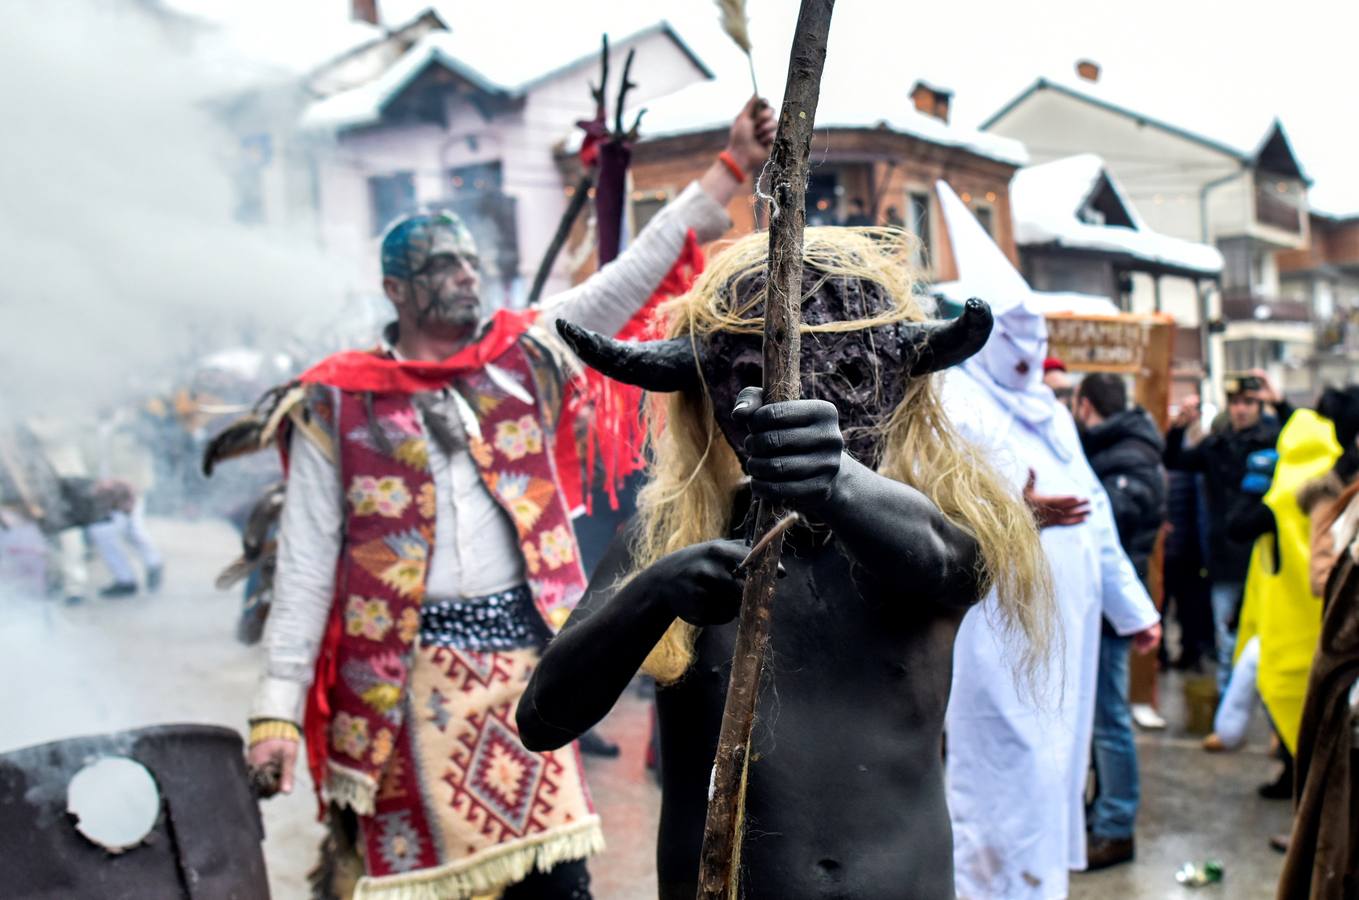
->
[1090,632,1139,840]
[1164,554,1213,662]
[1211,581,1245,695]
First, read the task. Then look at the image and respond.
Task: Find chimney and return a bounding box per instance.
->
[1075,59,1101,83]
[909,80,952,124]
[352,0,378,25]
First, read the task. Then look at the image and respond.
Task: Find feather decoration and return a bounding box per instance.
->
[715,0,758,95]
[715,0,751,53]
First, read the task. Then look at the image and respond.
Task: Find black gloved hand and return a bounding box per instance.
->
[732,386,844,513]
[638,539,749,626]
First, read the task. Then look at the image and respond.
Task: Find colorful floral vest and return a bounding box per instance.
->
[304,336,591,809]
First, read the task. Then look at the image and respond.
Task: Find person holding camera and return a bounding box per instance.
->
[1164,370,1292,694]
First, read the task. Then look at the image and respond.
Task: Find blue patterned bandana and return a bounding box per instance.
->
[380,211,478,281]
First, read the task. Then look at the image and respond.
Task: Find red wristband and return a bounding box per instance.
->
[718,150,746,183]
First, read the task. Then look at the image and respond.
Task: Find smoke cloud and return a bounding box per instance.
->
[0,0,351,418]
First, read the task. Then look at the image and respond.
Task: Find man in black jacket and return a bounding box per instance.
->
[1163,372,1291,695]
[1075,373,1168,868]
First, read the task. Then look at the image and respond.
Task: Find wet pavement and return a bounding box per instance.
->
[1069,669,1292,900]
[0,517,1297,898]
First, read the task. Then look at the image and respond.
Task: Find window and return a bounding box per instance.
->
[631,192,669,236]
[437,161,519,296]
[1254,178,1302,233]
[806,172,840,227]
[369,172,416,236]
[234,133,272,225]
[449,162,502,195]
[908,191,932,266]
[973,205,994,237]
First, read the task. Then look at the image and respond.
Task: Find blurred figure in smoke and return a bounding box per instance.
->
[83,406,164,597]
[0,421,132,600]
[87,480,162,597]
[208,100,774,899]
[0,422,68,598]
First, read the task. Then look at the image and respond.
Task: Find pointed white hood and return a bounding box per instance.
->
[936,181,1066,454]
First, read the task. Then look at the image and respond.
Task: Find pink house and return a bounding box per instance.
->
[291,12,713,306]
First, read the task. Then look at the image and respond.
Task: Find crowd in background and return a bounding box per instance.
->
[1044,357,1359,887]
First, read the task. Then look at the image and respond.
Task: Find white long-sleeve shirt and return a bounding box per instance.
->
[254,181,730,724]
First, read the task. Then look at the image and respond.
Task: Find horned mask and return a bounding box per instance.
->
[558,263,992,465]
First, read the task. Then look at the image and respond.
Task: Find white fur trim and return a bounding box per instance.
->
[352,816,605,899]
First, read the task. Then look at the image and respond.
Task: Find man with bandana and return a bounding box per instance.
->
[934,183,1161,898]
[236,99,776,900]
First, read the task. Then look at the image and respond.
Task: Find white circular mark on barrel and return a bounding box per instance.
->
[66,757,160,853]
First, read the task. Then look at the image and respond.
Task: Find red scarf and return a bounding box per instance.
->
[297,308,536,393]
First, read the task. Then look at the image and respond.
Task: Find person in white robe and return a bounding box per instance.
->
[935,183,1161,900]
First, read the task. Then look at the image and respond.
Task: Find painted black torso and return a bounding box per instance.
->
[649,518,964,900]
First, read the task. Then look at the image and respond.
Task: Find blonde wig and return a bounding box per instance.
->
[626,227,1055,691]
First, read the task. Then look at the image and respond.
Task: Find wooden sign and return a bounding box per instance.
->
[1045,314,1153,373]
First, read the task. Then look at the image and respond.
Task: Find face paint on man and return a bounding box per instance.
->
[379,211,483,331]
[409,251,481,327]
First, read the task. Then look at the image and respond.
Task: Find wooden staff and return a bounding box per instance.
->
[695,2,835,897]
[526,171,594,306]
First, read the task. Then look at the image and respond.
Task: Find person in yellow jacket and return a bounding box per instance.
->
[1236,409,1341,795]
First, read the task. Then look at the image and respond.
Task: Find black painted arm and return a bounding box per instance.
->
[516,526,746,751]
[817,456,984,609]
[734,390,983,610]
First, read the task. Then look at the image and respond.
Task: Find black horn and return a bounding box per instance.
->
[903,297,994,377]
[556,319,700,393]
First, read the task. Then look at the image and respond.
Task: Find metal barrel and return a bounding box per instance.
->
[0,723,269,899]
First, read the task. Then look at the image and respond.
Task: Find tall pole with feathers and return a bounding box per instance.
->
[696,1,836,898]
[716,0,759,97]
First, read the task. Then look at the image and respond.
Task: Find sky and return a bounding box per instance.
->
[179,0,1359,214]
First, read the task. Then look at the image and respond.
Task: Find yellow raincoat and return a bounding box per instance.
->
[1236,409,1341,755]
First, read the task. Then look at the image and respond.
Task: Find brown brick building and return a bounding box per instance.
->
[557,84,1027,288]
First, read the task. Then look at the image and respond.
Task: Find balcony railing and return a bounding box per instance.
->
[1255,183,1303,234]
[1221,292,1312,323]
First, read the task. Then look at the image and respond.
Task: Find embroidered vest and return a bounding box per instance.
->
[311,337,590,803]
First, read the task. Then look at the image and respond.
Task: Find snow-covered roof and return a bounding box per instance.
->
[933,180,1121,318]
[302,21,710,132]
[1307,190,1359,221]
[910,79,954,98]
[932,281,1120,317]
[160,0,386,84]
[1010,154,1223,276]
[302,32,502,130]
[634,78,1027,167]
[984,75,1307,180]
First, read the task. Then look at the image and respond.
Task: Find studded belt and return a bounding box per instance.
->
[419,584,549,651]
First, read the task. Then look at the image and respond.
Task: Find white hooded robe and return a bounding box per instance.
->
[935,183,1159,900]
